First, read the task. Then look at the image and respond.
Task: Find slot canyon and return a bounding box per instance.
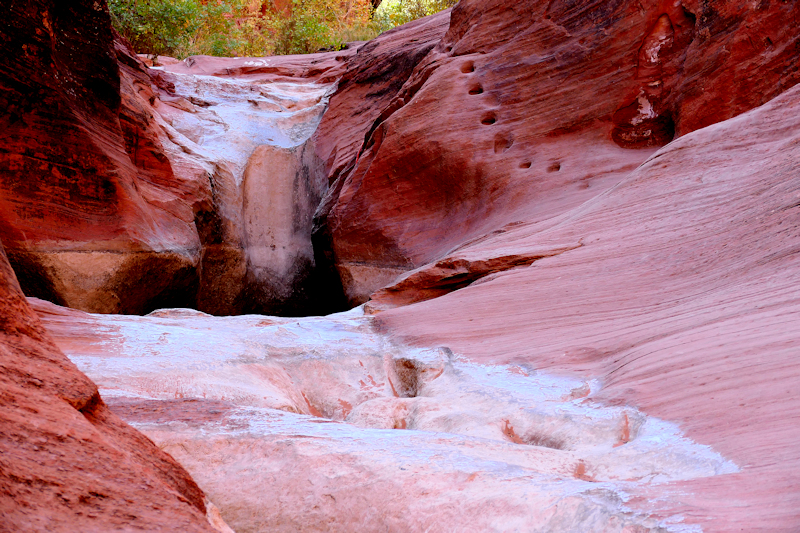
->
[1,0,800,531]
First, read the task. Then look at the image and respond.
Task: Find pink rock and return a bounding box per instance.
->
[375,82,800,531]
[34,296,739,532]
[0,245,225,531]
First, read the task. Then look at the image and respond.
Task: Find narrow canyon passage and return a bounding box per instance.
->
[3,0,800,531]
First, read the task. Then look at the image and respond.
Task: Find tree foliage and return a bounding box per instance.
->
[108,0,456,59]
[374,0,456,28]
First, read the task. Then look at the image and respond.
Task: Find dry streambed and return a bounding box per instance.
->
[35,299,736,533]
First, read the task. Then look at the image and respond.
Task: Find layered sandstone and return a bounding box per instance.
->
[314,0,800,303]
[375,81,800,532]
[2,1,800,531]
[152,56,345,315]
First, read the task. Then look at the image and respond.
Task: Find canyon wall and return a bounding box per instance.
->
[2,0,800,530]
[375,79,800,532]
[313,0,800,304]
[0,0,355,316]
[0,1,207,313]
[0,238,227,531]
[3,0,797,314]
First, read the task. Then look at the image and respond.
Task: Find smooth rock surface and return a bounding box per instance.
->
[315,0,800,303]
[375,82,800,532]
[35,297,739,532]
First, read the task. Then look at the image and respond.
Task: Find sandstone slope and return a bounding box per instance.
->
[375,80,800,532]
[314,0,800,304]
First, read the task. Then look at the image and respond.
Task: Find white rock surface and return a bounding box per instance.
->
[35,299,737,533]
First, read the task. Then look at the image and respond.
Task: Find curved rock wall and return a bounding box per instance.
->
[2,1,800,531]
[0,240,225,531]
[314,0,800,304]
[2,0,799,314]
[376,81,800,532]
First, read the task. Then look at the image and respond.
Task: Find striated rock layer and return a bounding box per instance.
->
[374,81,800,532]
[313,0,800,303]
[0,1,205,313]
[0,242,227,531]
[0,0,352,316]
[35,297,738,533]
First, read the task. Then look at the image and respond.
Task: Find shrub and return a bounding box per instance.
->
[110,0,206,57]
[108,0,455,59]
[268,0,377,54]
[374,0,457,28]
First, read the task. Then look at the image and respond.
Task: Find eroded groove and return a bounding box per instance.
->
[366,242,581,312]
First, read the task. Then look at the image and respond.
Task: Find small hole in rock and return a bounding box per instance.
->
[468,84,484,95]
[481,113,496,125]
[494,134,513,154]
[460,61,475,73]
[520,161,532,169]
[547,162,561,172]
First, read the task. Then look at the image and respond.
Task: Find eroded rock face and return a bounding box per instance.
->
[314,0,800,304]
[35,297,737,532]
[0,2,211,314]
[153,58,344,315]
[0,242,227,531]
[375,82,800,532]
[0,0,350,316]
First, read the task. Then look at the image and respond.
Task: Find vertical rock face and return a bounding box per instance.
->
[313,0,800,304]
[0,241,221,531]
[0,1,209,314]
[154,54,348,315]
[241,143,327,315]
[0,0,350,315]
